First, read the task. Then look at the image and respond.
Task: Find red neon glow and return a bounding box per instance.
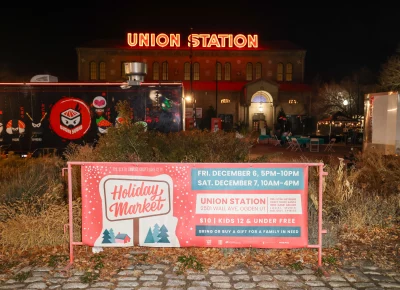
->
[128,33,181,47]
[188,33,258,48]
[127,33,258,49]
[234,35,247,48]
[156,33,169,47]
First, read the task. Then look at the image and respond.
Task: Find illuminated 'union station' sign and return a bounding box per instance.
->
[127,33,258,49]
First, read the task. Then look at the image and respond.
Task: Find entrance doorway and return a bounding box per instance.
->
[250,91,274,133]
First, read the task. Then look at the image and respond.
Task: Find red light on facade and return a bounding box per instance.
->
[155,33,169,47]
[128,33,181,47]
[127,33,258,49]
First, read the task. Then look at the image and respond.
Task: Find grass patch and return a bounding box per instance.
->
[0,125,399,272]
[176,255,204,273]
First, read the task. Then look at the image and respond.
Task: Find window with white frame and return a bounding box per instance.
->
[216,62,222,80]
[121,61,129,77]
[224,62,231,80]
[277,63,284,81]
[246,63,253,81]
[99,62,106,80]
[255,62,262,79]
[153,62,159,80]
[193,62,200,80]
[184,62,190,80]
[285,63,293,81]
[90,62,97,80]
[162,61,168,80]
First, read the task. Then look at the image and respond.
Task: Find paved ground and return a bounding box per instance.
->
[1,260,400,289]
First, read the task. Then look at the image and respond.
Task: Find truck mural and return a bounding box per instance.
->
[0,82,184,154]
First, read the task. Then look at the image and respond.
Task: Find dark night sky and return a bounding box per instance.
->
[0,5,398,83]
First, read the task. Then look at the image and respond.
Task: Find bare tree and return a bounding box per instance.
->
[312,81,351,119]
[378,53,400,91]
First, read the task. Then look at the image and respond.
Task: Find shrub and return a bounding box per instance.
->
[0,119,399,255]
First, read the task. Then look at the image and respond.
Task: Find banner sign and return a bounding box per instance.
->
[81,163,309,248]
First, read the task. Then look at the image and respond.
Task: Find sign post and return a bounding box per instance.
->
[66,162,328,266]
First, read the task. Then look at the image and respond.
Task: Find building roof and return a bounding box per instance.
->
[115,233,130,239]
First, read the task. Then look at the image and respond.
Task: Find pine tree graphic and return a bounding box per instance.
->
[144,228,155,243]
[109,228,116,243]
[157,224,170,243]
[102,229,112,243]
[152,223,161,242]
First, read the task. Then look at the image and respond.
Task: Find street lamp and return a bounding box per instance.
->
[185,95,193,103]
[343,100,349,106]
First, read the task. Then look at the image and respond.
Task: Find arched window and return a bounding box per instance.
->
[255,62,262,79]
[224,62,231,80]
[277,63,284,81]
[99,62,106,80]
[153,62,159,80]
[162,61,168,80]
[193,62,200,80]
[89,61,97,80]
[246,63,253,81]
[184,62,190,80]
[216,62,222,81]
[285,63,293,82]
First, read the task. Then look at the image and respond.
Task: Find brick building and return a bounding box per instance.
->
[76,32,312,132]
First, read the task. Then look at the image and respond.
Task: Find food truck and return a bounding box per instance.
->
[0,75,185,155]
[363,91,400,155]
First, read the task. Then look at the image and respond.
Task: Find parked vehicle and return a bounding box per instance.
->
[0,80,184,153]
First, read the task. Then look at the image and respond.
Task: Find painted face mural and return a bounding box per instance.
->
[49,98,91,140]
[26,112,47,141]
[93,96,107,115]
[92,96,111,134]
[96,117,112,134]
[6,119,25,135]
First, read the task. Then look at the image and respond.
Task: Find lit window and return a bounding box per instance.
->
[162,61,168,80]
[153,62,159,80]
[286,63,293,82]
[184,62,190,80]
[277,63,284,81]
[255,62,262,79]
[246,63,253,81]
[121,61,129,77]
[193,62,200,80]
[90,62,97,80]
[99,62,106,80]
[224,62,231,80]
[216,62,222,81]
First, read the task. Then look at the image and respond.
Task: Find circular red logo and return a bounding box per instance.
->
[49,98,91,140]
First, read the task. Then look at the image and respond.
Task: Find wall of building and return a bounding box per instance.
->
[76,42,310,132]
[77,48,306,84]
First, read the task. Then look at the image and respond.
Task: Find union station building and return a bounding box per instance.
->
[76,32,312,132]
